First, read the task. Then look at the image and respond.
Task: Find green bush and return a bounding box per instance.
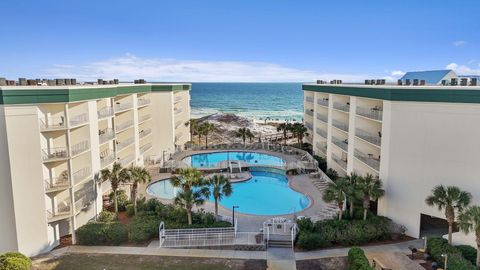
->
[296,232,330,250]
[297,218,316,233]
[0,252,31,270]
[348,247,373,270]
[109,190,129,211]
[313,155,327,172]
[105,222,128,245]
[76,222,107,245]
[447,253,477,270]
[128,214,161,243]
[126,203,135,217]
[455,245,477,265]
[97,210,116,222]
[326,168,338,181]
[426,237,476,269]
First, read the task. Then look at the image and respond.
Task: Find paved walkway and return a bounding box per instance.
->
[267,248,296,270]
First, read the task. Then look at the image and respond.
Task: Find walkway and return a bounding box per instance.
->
[267,248,296,270]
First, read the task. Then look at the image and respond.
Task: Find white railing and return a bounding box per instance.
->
[137,98,151,107]
[316,128,328,138]
[354,149,380,171]
[139,114,151,122]
[331,119,349,132]
[140,143,152,154]
[44,176,69,191]
[316,113,328,123]
[42,147,68,161]
[97,106,114,118]
[159,223,239,248]
[100,152,115,168]
[331,153,347,170]
[305,96,314,103]
[46,201,71,220]
[119,154,135,167]
[291,223,297,249]
[331,136,348,152]
[174,108,183,114]
[356,106,383,121]
[316,142,327,154]
[39,116,66,130]
[175,120,183,129]
[356,128,381,147]
[73,167,92,185]
[115,120,134,131]
[114,102,133,112]
[305,109,313,116]
[139,128,152,139]
[69,113,89,127]
[317,99,329,107]
[99,128,115,144]
[175,132,183,142]
[71,140,90,156]
[117,137,134,151]
[333,102,350,112]
[74,194,95,213]
[174,95,183,102]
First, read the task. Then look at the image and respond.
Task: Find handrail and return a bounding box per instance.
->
[73,167,92,184]
[71,140,90,156]
[316,127,328,138]
[317,99,329,107]
[316,113,328,123]
[354,149,380,171]
[114,102,133,112]
[69,113,89,127]
[99,128,115,143]
[331,119,349,132]
[139,128,152,139]
[356,128,381,146]
[331,136,348,152]
[39,116,66,130]
[331,152,347,170]
[117,137,135,150]
[115,120,134,131]
[97,106,114,118]
[356,106,383,121]
[333,102,350,112]
[137,98,151,106]
[139,114,151,122]
[42,147,68,161]
[305,96,314,103]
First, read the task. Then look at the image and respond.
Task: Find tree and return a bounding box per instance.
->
[170,168,204,192]
[235,127,254,145]
[189,119,200,143]
[128,166,151,215]
[425,185,472,244]
[207,175,233,216]
[326,168,338,181]
[357,174,385,220]
[277,123,292,145]
[292,123,309,146]
[322,179,348,220]
[246,129,255,143]
[342,173,362,218]
[458,206,480,266]
[100,162,130,214]
[200,122,216,148]
[173,189,208,225]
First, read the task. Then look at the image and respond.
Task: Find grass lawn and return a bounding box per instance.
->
[34,253,267,270]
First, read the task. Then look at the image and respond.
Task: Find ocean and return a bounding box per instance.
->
[190,83,304,122]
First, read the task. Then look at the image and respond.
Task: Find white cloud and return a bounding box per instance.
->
[45,54,369,82]
[446,63,480,75]
[390,70,405,77]
[453,40,466,47]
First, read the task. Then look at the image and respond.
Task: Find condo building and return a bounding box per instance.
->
[0,81,191,256]
[303,70,480,246]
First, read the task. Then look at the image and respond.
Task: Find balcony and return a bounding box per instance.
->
[117,137,135,151]
[175,132,184,142]
[71,140,90,156]
[115,120,134,132]
[316,142,327,154]
[137,98,151,107]
[69,113,89,127]
[99,128,115,144]
[331,153,347,171]
[332,136,348,152]
[305,109,314,117]
[114,102,133,113]
[354,149,380,171]
[74,194,95,213]
[333,102,350,113]
[316,113,328,123]
[175,120,183,129]
[316,128,327,139]
[356,128,381,147]
[42,147,69,162]
[317,98,329,107]
[174,95,183,102]
[139,114,151,123]
[356,106,383,121]
[97,107,114,119]
[174,108,183,115]
[72,167,92,185]
[331,119,349,132]
[305,122,313,130]
[305,96,314,103]
[44,176,70,193]
[119,154,135,167]
[39,116,66,131]
[139,128,152,139]
[140,142,152,154]
[46,201,71,222]
[100,150,115,168]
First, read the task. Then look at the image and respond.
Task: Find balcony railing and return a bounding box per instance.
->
[42,147,68,161]
[316,142,327,154]
[137,98,151,107]
[97,106,114,119]
[39,116,66,130]
[317,99,329,107]
[114,102,133,112]
[174,95,183,102]
[305,122,313,130]
[44,176,70,192]
[69,113,89,127]
[117,137,135,151]
[333,102,350,112]
[331,119,349,132]
[305,109,314,117]
[100,152,116,168]
[140,142,152,154]
[75,194,95,213]
[119,154,135,167]
[356,106,383,121]
[139,128,152,139]
[332,136,348,152]
[139,114,151,123]
[115,120,134,132]
[72,167,92,185]
[99,128,115,144]
[175,132,184,142]
[46,201,71,221]
[356,128,381,147]
[354,149,380,171]
[316,128,327,138]
[174,108,183,115]
[71,140,90,156]
[316,113,328,123]
[175,120,183,129]
[305,96,314,103]
[331,153,347,171]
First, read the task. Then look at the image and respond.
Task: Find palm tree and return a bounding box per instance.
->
[425,185,472,244]
[458,206,480,266]
[357,174,385,220]
[200,122,216,148]
[174,189,208,225]
[342,173,362,218]
[235,128,253,145]
[277,123,292,145]
[207,175,233,216]
[100,162,130,214]
[189,119,200,143]
[322,179,348,220]
[246,129,255,143]
[170,168,204,192]
[170,168,208,223]
[292,123,308,146]
[128,166,151,215]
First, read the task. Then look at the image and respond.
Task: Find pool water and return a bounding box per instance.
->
[147,171,310,215]
[182,151,285,168]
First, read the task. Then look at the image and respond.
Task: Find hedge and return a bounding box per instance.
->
[455,245,477,265]
[0,252,32,270]
[348,247,373,270]
[426,237,476,270]
[97,211,116,222]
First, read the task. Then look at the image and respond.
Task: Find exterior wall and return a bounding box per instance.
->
[150,91,175,163]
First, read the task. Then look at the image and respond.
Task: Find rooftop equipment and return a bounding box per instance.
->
[451,78,458,86]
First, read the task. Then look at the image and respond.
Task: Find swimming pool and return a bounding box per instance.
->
[182,151,285,168]
[147,171,310,215]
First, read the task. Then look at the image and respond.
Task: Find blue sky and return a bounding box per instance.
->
[1,0,479,82]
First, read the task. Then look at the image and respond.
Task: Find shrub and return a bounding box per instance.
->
[447,253,477,270]
[455,245,477,265]
[97,210,116,222]
[109,190,129,211]
[348,247,373,270]
[426,237,476,269]
[297,232,331,250]
[313,155,327,172]
[0,252,31,270]
[128,214,161,243]
[126,203,135,217]
[296,218,316,233]
[326,168,338,181]
[105,222,128,245]
[76,222,107,245]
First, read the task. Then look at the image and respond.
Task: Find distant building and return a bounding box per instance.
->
[400,69,457,85]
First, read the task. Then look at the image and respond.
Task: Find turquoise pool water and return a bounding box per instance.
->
[147,171,310,215]
[182,151,285,168]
